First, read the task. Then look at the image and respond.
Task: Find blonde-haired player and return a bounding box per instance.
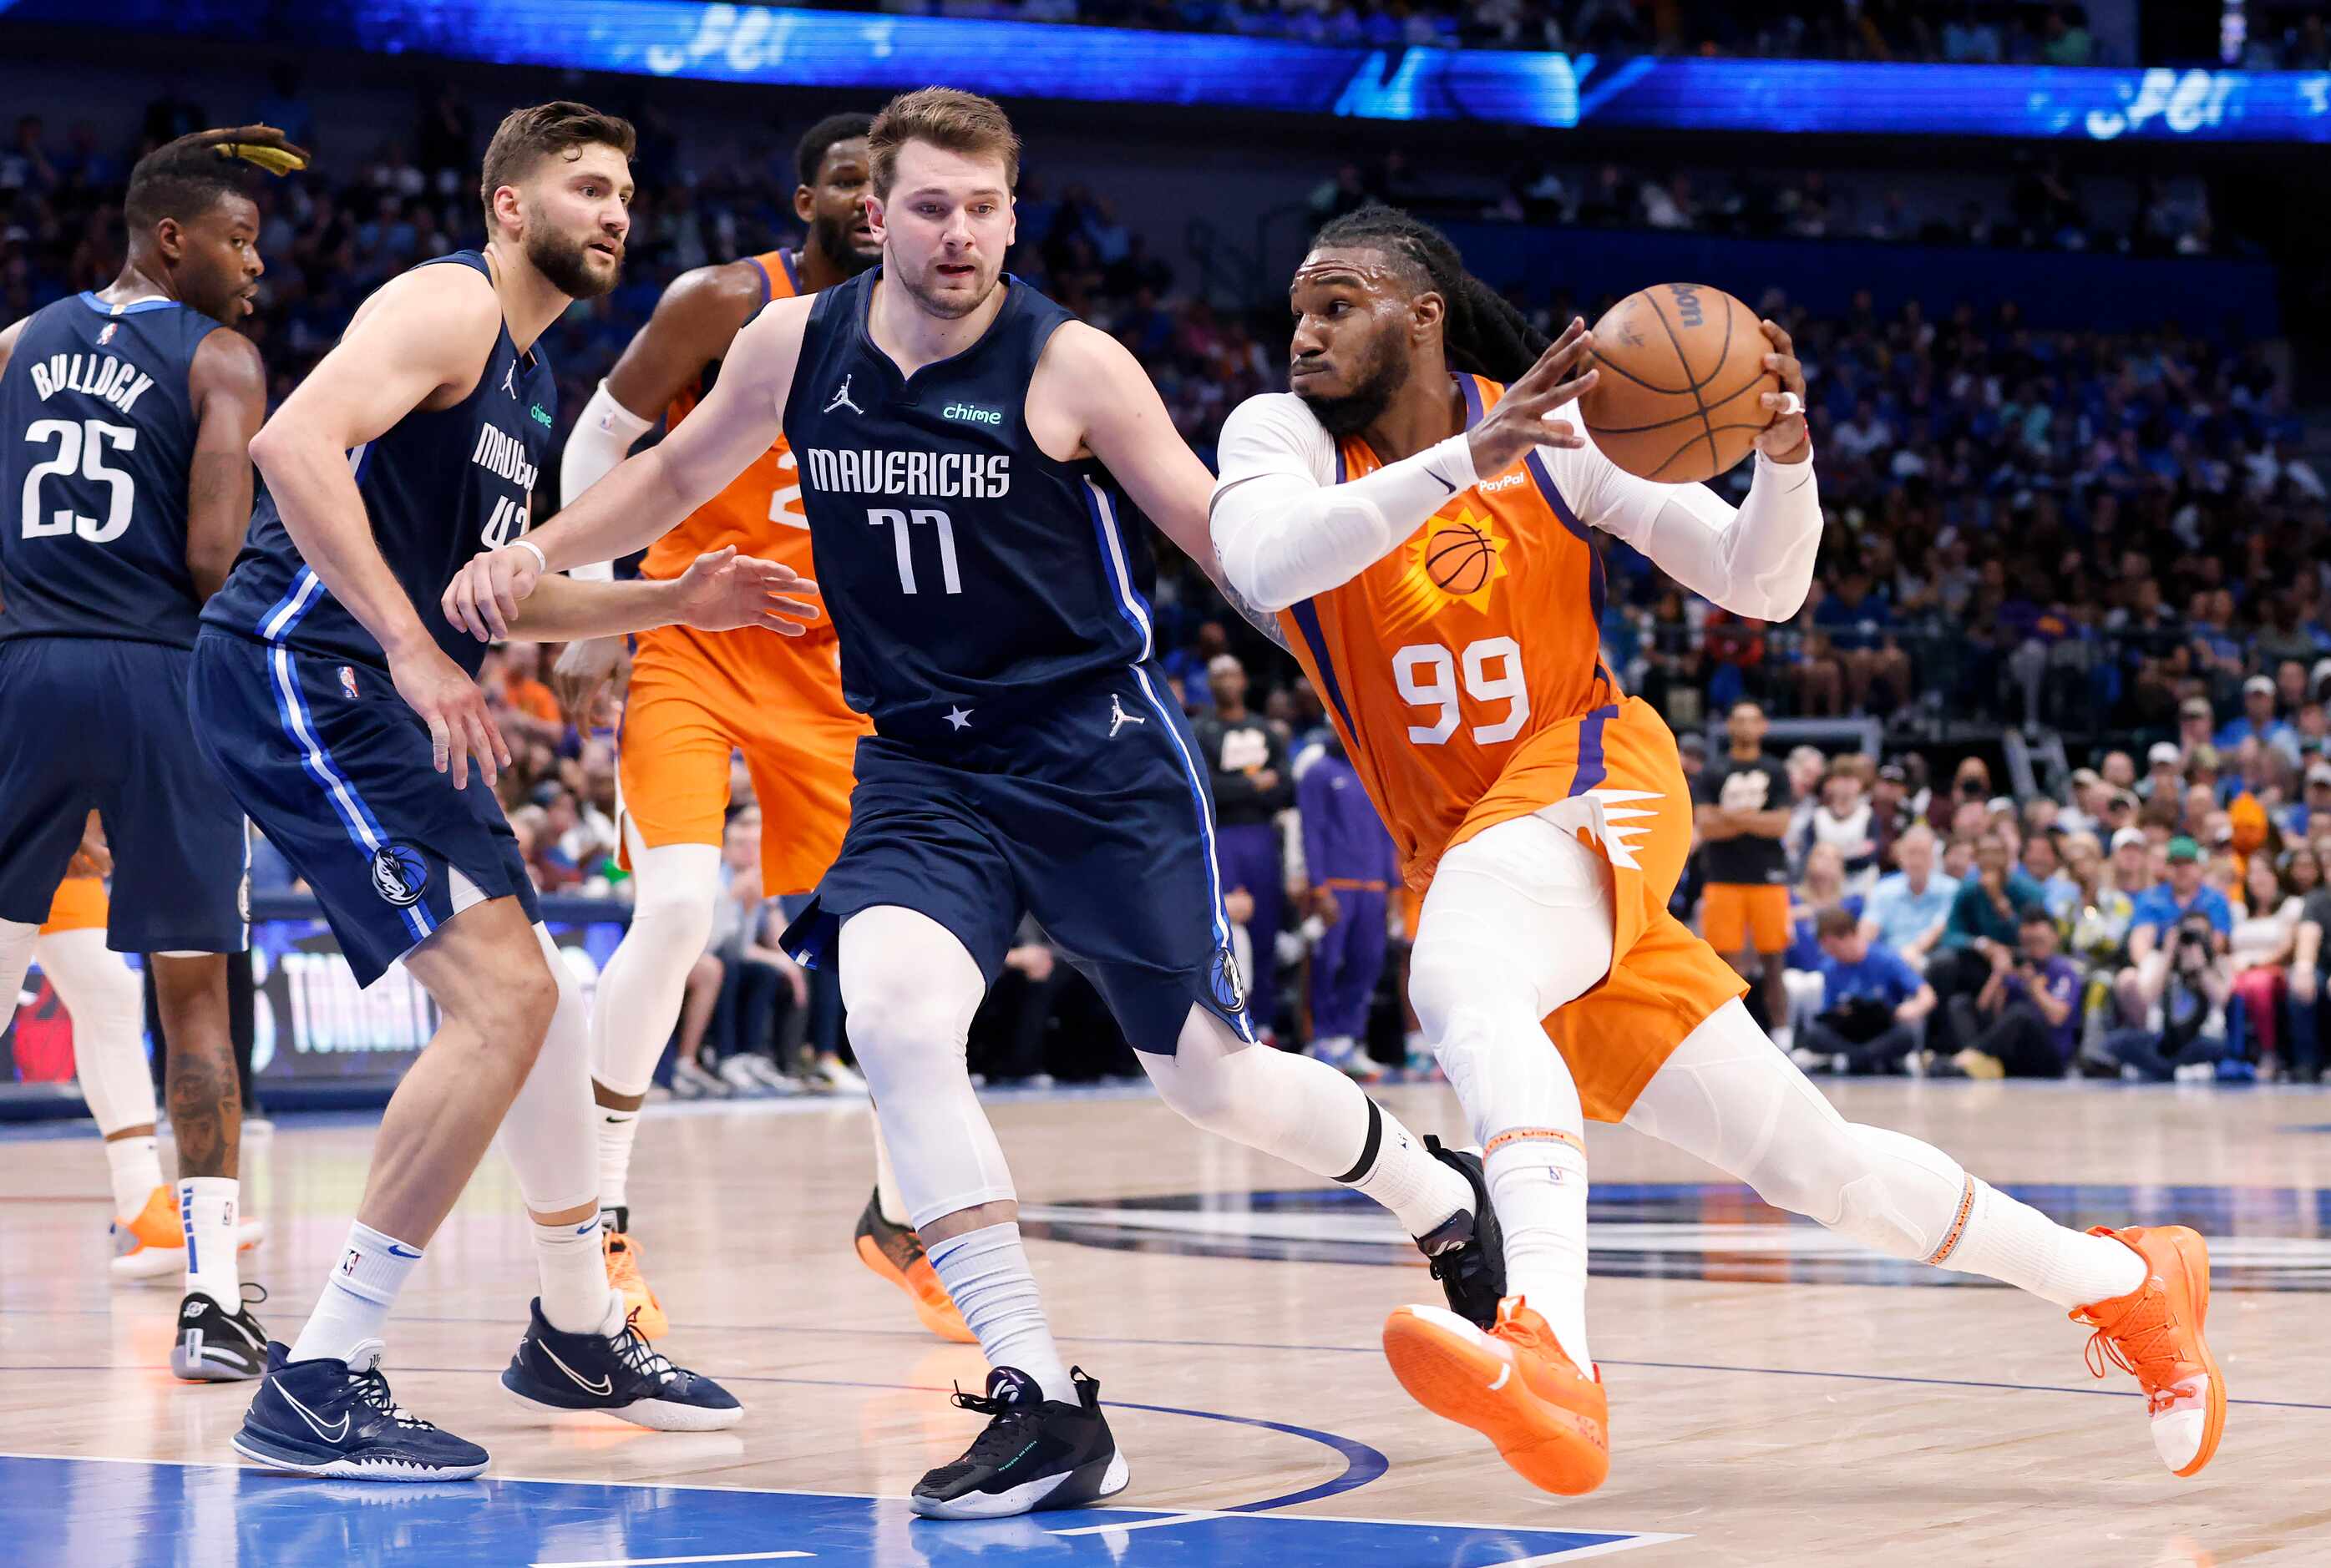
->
[555,112,968,1344]
[1211,208,2222,1495]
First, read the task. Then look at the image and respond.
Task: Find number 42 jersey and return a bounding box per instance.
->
[0,291,228,648]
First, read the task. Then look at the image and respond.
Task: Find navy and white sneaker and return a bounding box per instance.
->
[502,1297,743,1431]
[171,1284,270,1382]
[911,1367,1129,1520]
[1416,1135,1508,1331]
[234,1339,489,1480]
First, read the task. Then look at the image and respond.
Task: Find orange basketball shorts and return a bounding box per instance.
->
[1442,695,1746,1122]
[38,875,108,935]
[1700,883,1791,956]
[617,623,871,898]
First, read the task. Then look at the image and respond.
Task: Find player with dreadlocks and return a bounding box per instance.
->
[0,126,307,1378]
[1209,207,2225,1494]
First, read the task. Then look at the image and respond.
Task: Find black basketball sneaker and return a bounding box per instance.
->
[236,1339,490,1480]
[501,1297,743,1430]
[1415,1135,1508,1330]
[911,1367,1129,1520]
[170,1283,270,1382]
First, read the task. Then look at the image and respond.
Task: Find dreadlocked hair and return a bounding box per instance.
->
[124,125,310,231]
[1312,205,1549,383]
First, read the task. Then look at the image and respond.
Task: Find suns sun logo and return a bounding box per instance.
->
[1381,503,1512,632]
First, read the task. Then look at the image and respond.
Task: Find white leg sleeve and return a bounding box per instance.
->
[839,905,1013,1231]
[590,830,722,1096]
[494,923,600,1216]
[0,919,35,1043]
[38,929,155,1136]
[1625,997,2145,1306]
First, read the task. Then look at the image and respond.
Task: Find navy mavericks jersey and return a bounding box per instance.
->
[204,250,553,676]
[0,292,229,648]
[781,268,1157,737]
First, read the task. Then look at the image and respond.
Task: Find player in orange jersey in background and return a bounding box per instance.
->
[554,113,969,1344]
[1210,208,2223,1495]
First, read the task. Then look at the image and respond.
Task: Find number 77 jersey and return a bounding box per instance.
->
[1273,373,1696,920]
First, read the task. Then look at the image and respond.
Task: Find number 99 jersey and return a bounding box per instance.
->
[0,291,225,650]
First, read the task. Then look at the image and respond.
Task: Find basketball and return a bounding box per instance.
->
[1577,282,1779,483]
[1425,519,1496,594]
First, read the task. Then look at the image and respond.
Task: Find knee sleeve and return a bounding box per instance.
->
[1409,815,1612,1050]
[38,929,155,1136]
[497,926,599,1215]
[840,906,1014,1230]
[1142,1005,1366,1178]
[0,918,35,1030]
[590,841,721,1095]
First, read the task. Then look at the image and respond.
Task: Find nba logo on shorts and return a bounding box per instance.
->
[338,665,360,700]
[371,842,429,908]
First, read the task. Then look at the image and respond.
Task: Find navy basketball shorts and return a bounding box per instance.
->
[0,636,249,952]
[783,666,1254,1057]
[186,631,540,988]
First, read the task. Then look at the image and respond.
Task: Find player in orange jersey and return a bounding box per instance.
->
[1211,208,2223,1494]
[555,113,968,1343]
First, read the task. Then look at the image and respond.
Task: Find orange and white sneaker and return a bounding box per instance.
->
[2070,1225,2226,1478]
[1383,1296,1609,1495]
[603,1228,669,1340]
[854,1188,975,1344]
[109,1185,264,1282]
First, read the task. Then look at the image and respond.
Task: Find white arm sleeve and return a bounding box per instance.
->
[558,380,656,584]
[1209,392,1477,612]
[1554,437,1824,623]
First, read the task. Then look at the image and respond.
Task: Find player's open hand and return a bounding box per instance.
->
[391,645,510,791]
[552,636,631,730]
[1754,319,1811,463]
[1467,316,1599,478]
[67,812,113,879]
[670,547,823,635]
[442,544,545,644]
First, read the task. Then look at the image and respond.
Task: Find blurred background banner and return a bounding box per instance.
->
[6,1,2328,140]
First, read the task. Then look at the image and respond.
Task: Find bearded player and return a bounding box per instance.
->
[1210,208,2223,1495]
[554,112,968,1345]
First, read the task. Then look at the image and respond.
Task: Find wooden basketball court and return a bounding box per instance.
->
[4,1075,2323,1565]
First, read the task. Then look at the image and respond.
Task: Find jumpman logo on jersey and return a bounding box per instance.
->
[1109,694,1147,738]
[502,362,518,398]
[825,374,864,416]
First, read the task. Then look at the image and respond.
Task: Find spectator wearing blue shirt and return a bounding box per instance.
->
[2115,836,2233,1024]
[1929,831,2046,1050]
[2216,675,2300,763]
[1948,909,2082,1078]
[1798,908,1935,1075]
[1860,825,1959,970]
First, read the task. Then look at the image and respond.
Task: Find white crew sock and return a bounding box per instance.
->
[1337,1100,1473,1240]
[178,1176,242,1310]
[1484,1131,1593,1368]
[291,1222,423,1365]
[926,1222,1073,1403]
[107,1136,165,1222]
[535,1212,622,1334]
[1941,1176,2146,1308]
[596,1101,640,1222]
[873,1121,908,1227]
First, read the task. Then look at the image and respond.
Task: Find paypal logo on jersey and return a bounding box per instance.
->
[943,402,1003,426]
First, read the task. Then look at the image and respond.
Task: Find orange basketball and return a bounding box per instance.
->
[1577,283,1779,483]
[1424,519,1496,594]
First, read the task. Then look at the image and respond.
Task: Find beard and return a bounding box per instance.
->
[896,256,1001,321]
[1295,334,1411,438]
[808,212,880,279]
[528,225,620,301]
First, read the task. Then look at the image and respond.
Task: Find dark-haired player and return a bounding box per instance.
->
[1210,206,2223,1494]
[193,102,808,1480]
[0,125,302,1381]
[449,88,1502,1520]
[553,111,968,1345]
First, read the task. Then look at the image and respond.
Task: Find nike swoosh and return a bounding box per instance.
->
[278,1384,351,1444]
[386,1244,422,1258]
[538,1341,615,1397]
[1429,468,1456,493]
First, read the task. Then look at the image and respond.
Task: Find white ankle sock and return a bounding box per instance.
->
[1336,1101,1474,1240]
[873,1123,908,1226]
[926,1222,1073,1402]
[291,1222,422,1365]
[178,1177,241,1309]
[1486,1131,1593,1368]
[535,1213,621,1334]
[595,1103,639,1218]
[1942,1181,2146,1308]
[106,1136,163,1222]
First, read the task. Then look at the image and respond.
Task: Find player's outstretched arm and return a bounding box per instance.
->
[183,329,268,602]
[509,546,820,641]
[443,294,812,642]
[248,264,511,787]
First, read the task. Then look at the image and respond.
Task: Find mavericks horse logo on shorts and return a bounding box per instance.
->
[1212,943,1247,1014]
[371,842,429,908]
